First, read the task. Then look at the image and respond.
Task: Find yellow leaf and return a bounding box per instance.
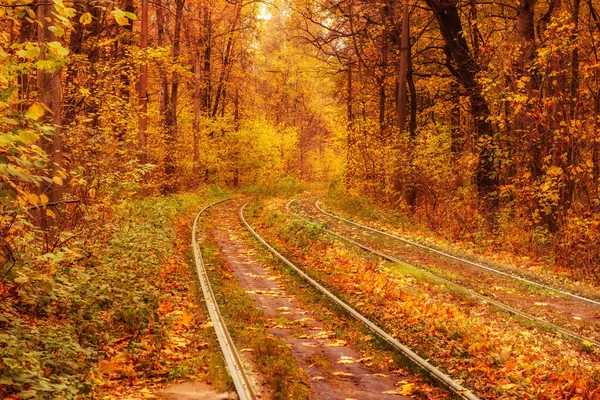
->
[46,209,56,219]
[27,102,46,121]
[40,194,49,206]
[53,176,63,186]
[500,383,517,390]
[181,311,192,326]
[112,8,130,26]
[384,383,415,395]
[325,339,347,347]
[80,12,92,25]
[333,371,354,377]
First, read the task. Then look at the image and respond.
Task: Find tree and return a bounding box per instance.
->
[37,0,63,205]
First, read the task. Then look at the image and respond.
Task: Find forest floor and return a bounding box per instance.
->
[97,190,600,399]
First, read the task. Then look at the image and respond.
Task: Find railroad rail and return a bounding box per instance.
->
[315,198,600,307]
[286,199,600,348]
[240,202,481,400]
[192,198,257,400]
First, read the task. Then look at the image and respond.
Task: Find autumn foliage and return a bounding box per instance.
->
[2,0,600,397]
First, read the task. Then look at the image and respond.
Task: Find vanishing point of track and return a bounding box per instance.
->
[286,198,600,348]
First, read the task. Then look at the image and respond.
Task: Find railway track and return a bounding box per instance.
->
[286,199,600,348]
[314,198,600,308]
[192,198,257,400]
[240,202,481,400]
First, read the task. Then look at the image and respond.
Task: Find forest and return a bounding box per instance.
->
[1,0,600,398]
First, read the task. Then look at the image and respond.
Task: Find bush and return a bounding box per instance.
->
[0,194,211,399]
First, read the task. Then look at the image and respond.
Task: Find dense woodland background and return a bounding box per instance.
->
[1,0,600,396]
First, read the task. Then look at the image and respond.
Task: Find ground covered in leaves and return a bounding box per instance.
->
[247,197,600,399]
[0,188,232,399]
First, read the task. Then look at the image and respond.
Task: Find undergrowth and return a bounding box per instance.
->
[0,190,229,399]
[324,189,600,287]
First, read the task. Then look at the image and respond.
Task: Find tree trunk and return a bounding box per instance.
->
[156,0,169,120]
[424,0,498,204]
[379,4,389,135]
[202,2,212,115]
[396,0,409,134]
[450,81,461,154]
[138,0,149,165]
[407,42,417,138]
[37,0,62,205]
[193,48,202,183]
[163,0,185,193]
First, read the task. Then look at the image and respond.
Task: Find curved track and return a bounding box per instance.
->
[240,202,480,400]
[192,198,257,400]
[287,199,600,348]
[315,199,600,307]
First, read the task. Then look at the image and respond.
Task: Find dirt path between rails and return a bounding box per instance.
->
[293,195,600,343]
[206,199,415,400]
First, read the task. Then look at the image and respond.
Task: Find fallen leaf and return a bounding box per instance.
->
[385,383,415,395]
[325,339,347,347]
[333,371,354,377]
[499,383,517,390]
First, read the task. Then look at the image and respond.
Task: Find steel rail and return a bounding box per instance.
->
[314,199,600,307]
[240,202,480,400]
[192,198,257,400]
[286,199,600,348]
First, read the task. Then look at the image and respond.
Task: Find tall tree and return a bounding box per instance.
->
[138,0,149,165]
[37,0,63,204]
[424,0,498,205]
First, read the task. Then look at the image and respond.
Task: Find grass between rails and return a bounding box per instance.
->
[294,199,600,342]
[0,188,234,399]
[320,193,600,300]
[242,201,449,399]
[198,211,310,399]
[249,198,600,399]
